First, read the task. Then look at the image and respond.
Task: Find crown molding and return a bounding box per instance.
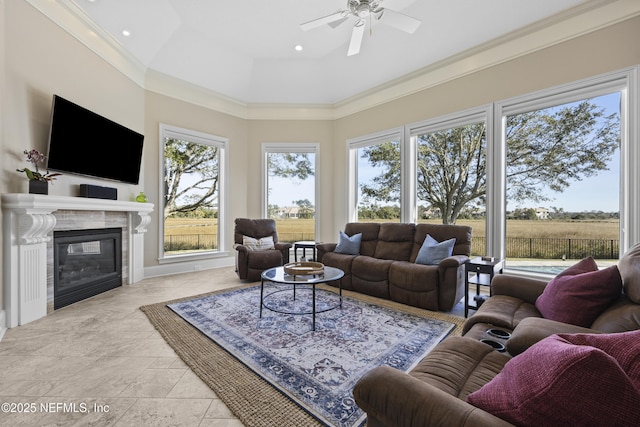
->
[27,0,640,121]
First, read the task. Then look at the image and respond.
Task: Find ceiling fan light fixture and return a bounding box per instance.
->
[301,0,422,56]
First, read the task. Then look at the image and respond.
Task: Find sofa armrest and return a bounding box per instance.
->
[353,366,512,427]
[491,274,548,305]
[316,243,337,263]
[234,243,249,253]
[438,254,470,270]
[507,317,600,356]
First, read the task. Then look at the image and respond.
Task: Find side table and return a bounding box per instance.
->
[294,241,317,262]
[465,257,505,318]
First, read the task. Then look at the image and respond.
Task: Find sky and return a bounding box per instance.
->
[267,92,621,213]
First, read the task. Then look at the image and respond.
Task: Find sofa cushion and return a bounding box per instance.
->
[412,224,472,262]
[618,242,640,304]
[415,235,456,265]
[535,257,623,327]
[242,235,275,251]
[335,231,362,255]
[590,297,640,332]
[351,256,393,299]
[344,223,380,257]
[388,262,440,311]
[467,331,640,426]
[373,223,415,261]
[411,337,510,400]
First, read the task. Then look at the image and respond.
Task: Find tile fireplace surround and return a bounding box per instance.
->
[1,194,153,329]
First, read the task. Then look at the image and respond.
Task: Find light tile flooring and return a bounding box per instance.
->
[0,266,468,426]
[0,267,245,427]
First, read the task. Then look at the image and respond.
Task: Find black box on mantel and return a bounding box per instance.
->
[79,184,117,200]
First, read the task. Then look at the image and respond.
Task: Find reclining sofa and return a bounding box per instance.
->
[354,242,640,426]
[316,222,472,311]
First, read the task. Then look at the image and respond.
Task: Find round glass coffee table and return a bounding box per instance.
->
[260,266,344,331]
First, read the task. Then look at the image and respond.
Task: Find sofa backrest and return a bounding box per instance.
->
[373,223,416,261]
[344,222,381,257]
[618,241,640,304]
[411,224,473,262]
[234,218,279,245]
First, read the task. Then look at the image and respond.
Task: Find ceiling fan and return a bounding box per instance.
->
[300,0,422,56]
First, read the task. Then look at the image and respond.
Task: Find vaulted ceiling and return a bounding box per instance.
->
[61,0,637,107]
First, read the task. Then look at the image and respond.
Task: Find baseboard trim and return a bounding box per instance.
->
[0,309,7,341]
[144,257,235,278]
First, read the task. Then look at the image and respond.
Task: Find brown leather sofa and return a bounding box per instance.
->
[316,222,472,311]
[463,242,640,355]
[233,218,292,282]
[354,243,640,426]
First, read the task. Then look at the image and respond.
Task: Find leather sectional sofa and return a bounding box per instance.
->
[354,242,640,426]
[316,222,472,312]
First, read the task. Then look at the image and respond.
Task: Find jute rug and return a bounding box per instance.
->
[141,283,464,427]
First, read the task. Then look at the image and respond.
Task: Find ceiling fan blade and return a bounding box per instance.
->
[379,8,421,33]
[300,11,346,31]
[327,16,349,29]
[347,21,366,56]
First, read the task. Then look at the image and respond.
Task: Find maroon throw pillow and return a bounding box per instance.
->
[558,330,640,390]
[535,258,622,327]
[467,333,640,426]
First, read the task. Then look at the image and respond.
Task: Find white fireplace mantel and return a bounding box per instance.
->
[2,193,154,328]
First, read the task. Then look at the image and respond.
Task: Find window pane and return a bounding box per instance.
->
[163,137,220,255]
[415,122,486,256]
[266,152,316,243]
[356,139,401,222]
[505,93,621,273]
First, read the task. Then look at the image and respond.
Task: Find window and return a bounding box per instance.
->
[160,124,227,260]
[262,143,318,242]
[502,93,621,273]
[492,68,638,273]
[409,108,490,256]
[348,129,402,222]
[345,67,639,273]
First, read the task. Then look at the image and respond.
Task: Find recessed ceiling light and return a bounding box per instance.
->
[121,29,131,37]
[294,44,304,52]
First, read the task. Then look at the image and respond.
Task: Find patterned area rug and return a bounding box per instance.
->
[166,284,456,427]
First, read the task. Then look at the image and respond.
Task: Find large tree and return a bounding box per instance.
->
[361,100,619,224]
[164,138,219,219]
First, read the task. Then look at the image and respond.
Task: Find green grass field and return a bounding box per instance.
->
[165,217,619,240]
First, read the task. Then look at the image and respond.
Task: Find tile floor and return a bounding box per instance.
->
[0,267,246,427]
[0,266,468,426]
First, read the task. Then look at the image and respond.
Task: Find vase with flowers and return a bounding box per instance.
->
[16,149,61,195]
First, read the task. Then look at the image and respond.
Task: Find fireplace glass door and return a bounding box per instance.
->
[54,228,122,309]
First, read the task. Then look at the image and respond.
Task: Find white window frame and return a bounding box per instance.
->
[261,143,320,238]
[158,123,228,263]
[406,105,492,225]
[347,127,405,222]
[492,66,639,261]
[344,66,639,269]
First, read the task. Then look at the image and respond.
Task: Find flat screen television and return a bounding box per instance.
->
[46,95,144,185]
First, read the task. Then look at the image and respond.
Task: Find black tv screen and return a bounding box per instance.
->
[46,95,144,185]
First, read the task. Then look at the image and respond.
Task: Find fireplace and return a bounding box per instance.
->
[1,194,153,328]
[54,228,123,309]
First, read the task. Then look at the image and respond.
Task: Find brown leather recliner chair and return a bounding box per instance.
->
[234,218,292,282]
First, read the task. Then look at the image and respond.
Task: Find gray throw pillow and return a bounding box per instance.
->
[334,231,362,255]
[415,234,456,265]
